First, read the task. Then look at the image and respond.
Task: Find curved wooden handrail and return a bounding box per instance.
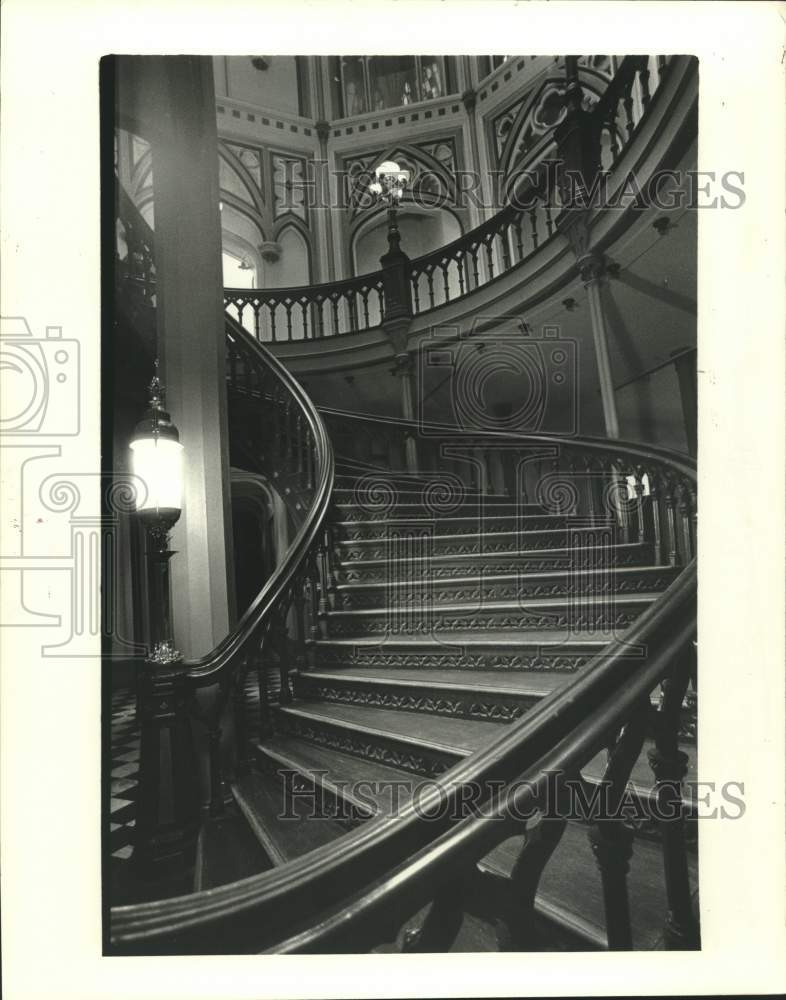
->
[110,423,696,953]
[183,313,335,684]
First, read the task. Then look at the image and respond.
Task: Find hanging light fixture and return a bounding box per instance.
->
[129,361,184,664]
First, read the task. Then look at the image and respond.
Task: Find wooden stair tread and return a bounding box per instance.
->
[279,701,503,754]
[255,735,423,813]
[302,667,570,697]
[232,770,346,865]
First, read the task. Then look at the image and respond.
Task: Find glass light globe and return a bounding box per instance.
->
[130,435,184,516]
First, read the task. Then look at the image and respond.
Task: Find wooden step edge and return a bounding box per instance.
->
[254,743,377,819]
[277,705,473,760]
[299,669,555,701]
[230,778,288,867]
[534,895,608,950]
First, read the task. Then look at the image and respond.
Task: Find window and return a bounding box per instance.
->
[478,55,513,80]
[330,56,454,118]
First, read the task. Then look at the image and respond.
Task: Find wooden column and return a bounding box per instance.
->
[581,252,621,439]
[672,347,697,457]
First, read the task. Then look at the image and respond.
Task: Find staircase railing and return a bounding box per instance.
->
[110,415,696,954]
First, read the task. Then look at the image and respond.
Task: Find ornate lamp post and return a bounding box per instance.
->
[129,363,198,874]
[369,160,418,471]
[129,363,184,664]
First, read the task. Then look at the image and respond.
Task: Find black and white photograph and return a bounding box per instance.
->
[104,51,702,955]
[1,2,784,997]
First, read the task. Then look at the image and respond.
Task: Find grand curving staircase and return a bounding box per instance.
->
[109,53,698,954]
[110,310,698,955]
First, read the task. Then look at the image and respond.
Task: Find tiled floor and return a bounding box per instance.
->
[109,686,139,866]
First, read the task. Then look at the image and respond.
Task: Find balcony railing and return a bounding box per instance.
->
[223,55,671,344]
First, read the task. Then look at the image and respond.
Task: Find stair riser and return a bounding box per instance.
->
[334,502,546,522]
[324,601,648,638]
[293,674,539,722]
[338,547,653,583]
[336,515,573,541]
[275,709,460,778]
[335,570,677,610]
[337,528,627,561]
[312,646,599,673]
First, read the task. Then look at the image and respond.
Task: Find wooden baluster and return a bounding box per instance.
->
[456,256,465,296]
[544,198,554,236]
[623,85,635,136]
[426,270,435,309]
[276,602,293,705]
[470,246,480,288]
[269,303,277,342]
[495,795,570,951]
[316,299,325,339]
[513,217,524,259]
[606,108,620,160]
[677,481,695,561]
[639,65,651,108]
[361,288,370,329]
[485,239,495,279]
[588,698,651,950]
[656,55,667,81]
[441,262,450,302]
[632,467,646,545]
[499,227,511,270]
[330,296,340,336]
[256,637,274,740]
[306,553,321,646]
[648,641,700,949]
[412,273,421,312]
[648,469,664,565]
[663,477,679,567]
[292,575,307,673]
[301,300,309,340]
[284,301,293,341]
[528,208,539,249]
